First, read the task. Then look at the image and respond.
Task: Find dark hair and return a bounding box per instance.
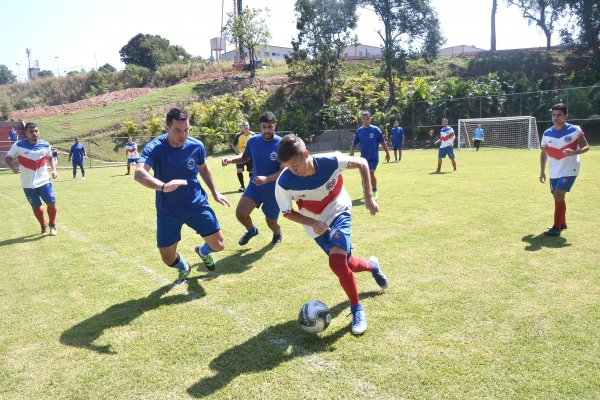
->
[551,103,568,115]
[166,107,189,126]
[24,122,38,132]
[258,111,276,124]
[277,134,306,163]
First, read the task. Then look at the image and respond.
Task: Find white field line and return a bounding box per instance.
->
[0,192,384,399]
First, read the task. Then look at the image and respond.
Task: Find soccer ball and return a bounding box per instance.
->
[298,300,331,334]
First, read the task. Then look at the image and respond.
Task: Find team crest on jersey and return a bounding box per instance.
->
[326,179,336,191]
[40,150,47,157]
[269,151,277,161]
[562,178,568,183]
[332,230,342,239]
[369,133,374,139]
[186,158,196,170]
[563,135,572,143]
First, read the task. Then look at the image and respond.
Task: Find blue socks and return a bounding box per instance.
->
[198,242,214,258]
[350,302,363,314]
[169,253,189,272]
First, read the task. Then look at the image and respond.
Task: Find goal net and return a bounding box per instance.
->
[457,116,540,150]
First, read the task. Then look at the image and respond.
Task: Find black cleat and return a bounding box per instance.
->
[544,226,562,236]
[547,224,567,231]
[271,232,282,245]
[239,228,259,245]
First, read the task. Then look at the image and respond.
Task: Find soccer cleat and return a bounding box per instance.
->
[368,256,388,289]
[548,224,567,231]
[453,169,457,173]
[373,191,379,200]
[434,170,440,173]
[72,178,76,181]
[41,225,48,235]
[82,177,85,180]
[351,304,367,335]
[238,187,245,192]
[239,227,259,245]
[175,266,190,284]
[271,232,283,245]
[195,246,215,271]
[544,226,562,236]
[125,172,130,175]
[49,224,57,236]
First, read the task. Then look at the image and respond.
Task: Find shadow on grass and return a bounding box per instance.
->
[0,234,46,247]
[522,234,572,251]
[59,279,205,354]
[187,290,383,398]
[193,244,274,276]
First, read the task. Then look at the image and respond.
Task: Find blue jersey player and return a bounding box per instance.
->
[349,111,390,199]
[222,111,284,246]
[134,108,230,284]
[68,137,87,180]
[389,120,405,162]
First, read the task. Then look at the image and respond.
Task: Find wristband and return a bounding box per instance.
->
[161,183,165,192]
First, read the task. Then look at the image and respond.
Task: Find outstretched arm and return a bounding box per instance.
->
[134,163,188,193]
[345,156,379,215]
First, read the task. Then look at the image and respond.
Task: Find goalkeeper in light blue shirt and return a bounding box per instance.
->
[474,124,484,151]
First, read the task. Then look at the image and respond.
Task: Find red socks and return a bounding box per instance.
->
[347,256,372,273]
[47,206,57,225]
[554,201,566,228]
[329,254,359,306]
[33,207,46,226]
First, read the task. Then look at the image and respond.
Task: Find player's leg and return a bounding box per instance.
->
[369,168,378,199]
[398,146,402,161]
[72,163,77,180]
[188,206,225,271]
[449,149,457,172]
[126,161,131,175]
[436,147,444,172]
[39,183,58,236]
[262,196,282,244]
[236,165,245,191]
[393,147,398,162]
[348,255,388,289]
[545,177,574,235]
[80,162,85,179]
[25,188,47,234]
[236,190,260,245]
[157,215,189,283]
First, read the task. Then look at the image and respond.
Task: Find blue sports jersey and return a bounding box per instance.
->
[353,126,385,161]
[70,144,86,163]
[474,128,483,140]
[242,134,282,196]
[139,134,209,216]
[9,130,18,141]
[390,127,404,146]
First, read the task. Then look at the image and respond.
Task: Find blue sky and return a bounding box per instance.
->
[3,0,562,82]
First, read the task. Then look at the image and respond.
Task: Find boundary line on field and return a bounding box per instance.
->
[0,191,384,399]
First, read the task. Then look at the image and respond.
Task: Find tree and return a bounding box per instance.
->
[98,63,116,73]
[505,0,566,49]
[491,0,498,51]
[559,0,600,66]
[0,64,17,85]
[119,33,191,71]
[286,0,358,101]
[360,0,445,104]
[222,7,272,78]
[37,70,54,78]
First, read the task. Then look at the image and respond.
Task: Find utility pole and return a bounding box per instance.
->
[55,56,59,77]
[16,63,20,82]
[26,48,31,80]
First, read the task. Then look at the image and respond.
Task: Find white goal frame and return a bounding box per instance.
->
[457,116,540,150]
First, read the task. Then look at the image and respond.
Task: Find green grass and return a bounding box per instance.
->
[1,146,599,399]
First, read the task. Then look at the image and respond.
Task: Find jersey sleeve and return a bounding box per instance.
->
[195,143,207,166]
[139,141,156,167]
[275,174,294,217]
[353,130,360,144]
[540,134,548,148]
[377,128,385,143]
[242,136,253,159]
[5,142,18,159]
[232,132,240,146]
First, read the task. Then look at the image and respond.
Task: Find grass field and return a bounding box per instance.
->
[1,146,599,399]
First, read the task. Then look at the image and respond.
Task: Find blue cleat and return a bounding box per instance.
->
[368,256,388,290]
[351,303,367,335]
[239,227,259,245]
[271,231,283,245]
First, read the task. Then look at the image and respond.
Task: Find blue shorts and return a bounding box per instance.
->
[550,176,577,194]
[367,160,378,170]
[438,146,455,159]
[127,158,139,165]
[314,212,353,259]
[23,183,56,208]
[156,206,221,248]
[392,144,402,150]
[243,182,280,220]
[72,160,84,168]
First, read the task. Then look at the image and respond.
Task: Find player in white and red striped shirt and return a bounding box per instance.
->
[275,134,388,336]
[540,103,589,236]
[5,122,59,235]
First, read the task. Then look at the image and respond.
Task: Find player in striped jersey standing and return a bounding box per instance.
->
[540,103,589,236]
[4,122,59,235]
[125,137,139,175]
[433,118,457,173]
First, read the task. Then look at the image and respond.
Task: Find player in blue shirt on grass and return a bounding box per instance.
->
[68,137,87,180]
[135,108,230,284]
[389,120,405,162]
[349,111,390,199]
[474,124,484,151]
[222,112,284,246]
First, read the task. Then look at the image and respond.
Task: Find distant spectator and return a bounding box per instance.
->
[68,137,87,180]
[51,147,58,166]
[125,137,139,175]
[8,128,18,145]
[231,121,255,192]
[389,120,405,162]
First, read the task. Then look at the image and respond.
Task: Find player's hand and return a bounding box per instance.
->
[365,198,379,215]
[221,157,231,167]
[11,166,20,174]
[252,175,267,186]
[385,153,390,163]
[311,221,330,236]
[563,149,576,156]
[51,171,57,179]
[163,179,188,192]
[213,192,230,207]
[349,151,354,157]
[539,173,546,184]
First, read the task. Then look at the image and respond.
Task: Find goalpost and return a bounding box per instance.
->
[457,116,541,150]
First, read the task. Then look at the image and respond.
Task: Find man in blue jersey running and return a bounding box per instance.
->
[68,137,87,180]
[433,118,457,173]
[389,120,405,162]
[222,111,284,246]
[349,111,390,199]
[135,107,230,284]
